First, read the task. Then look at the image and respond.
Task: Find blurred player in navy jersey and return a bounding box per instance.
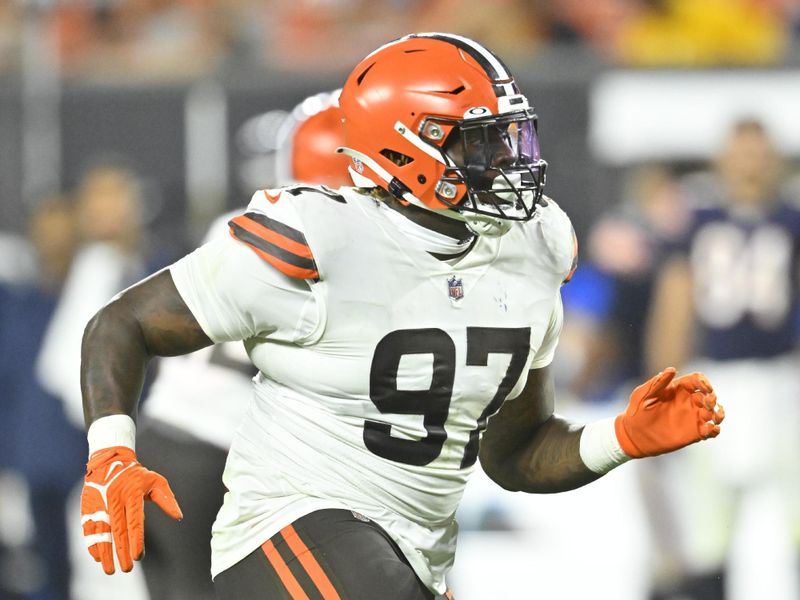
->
[559,164,692,404]
[0,197,81,600]
[78,33,723,600]
[645,118,800,600]
[135,90,350,600]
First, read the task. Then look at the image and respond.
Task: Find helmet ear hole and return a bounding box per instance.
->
[379,149,414,167]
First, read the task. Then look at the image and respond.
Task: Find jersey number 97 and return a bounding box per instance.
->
[366,327,530,468]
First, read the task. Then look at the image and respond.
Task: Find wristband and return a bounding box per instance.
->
[87,414,136,456]
[579,416,631,475]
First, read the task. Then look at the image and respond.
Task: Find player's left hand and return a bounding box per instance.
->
[80,446,182,574]
[615,367,725,458]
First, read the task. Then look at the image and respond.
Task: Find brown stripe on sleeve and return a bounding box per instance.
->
[229,214,319,281]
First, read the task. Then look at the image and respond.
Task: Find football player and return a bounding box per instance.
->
[645,118,799,600]
[78,33,724,599]
[135,90,350,600]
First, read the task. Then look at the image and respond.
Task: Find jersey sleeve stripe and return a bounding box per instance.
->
[229,221,320,280]
[231,213,315,260]
[229,220,316,270]
[243,211,311,249]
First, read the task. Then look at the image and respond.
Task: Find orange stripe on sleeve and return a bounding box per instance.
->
[228,228,319,280]
[261,539,311,600]
[280,525,342,600]
[230,215,314,261]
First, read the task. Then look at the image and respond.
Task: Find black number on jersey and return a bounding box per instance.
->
[461,327,531,467]
[366,329,455,466]
[366,327,530,467]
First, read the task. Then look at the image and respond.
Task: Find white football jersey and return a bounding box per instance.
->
[169,185,575,594]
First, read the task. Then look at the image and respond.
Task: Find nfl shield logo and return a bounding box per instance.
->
[447,276,464,301]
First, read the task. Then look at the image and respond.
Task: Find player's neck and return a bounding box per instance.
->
[381,193,473,242]
[378,192,475,261]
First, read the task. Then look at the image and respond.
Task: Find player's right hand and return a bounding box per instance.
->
[80,446,182,574]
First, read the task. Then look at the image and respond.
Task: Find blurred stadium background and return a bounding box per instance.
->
[1,1,799,599]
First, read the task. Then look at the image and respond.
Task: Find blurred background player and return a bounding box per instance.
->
[0,197,81,600]
[135,90,349,600]
[557,163,693,404]
[644,118,800,600]
[37,161,160,429]
[32,163,164,600]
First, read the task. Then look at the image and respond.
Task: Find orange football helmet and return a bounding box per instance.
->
[237,90,350,190]
[275,90,350,188]
[338,32,547,236]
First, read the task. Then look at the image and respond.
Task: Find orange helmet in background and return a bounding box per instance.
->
[236,90,350,191]
[338,32,547,236]
[275,90,350,188]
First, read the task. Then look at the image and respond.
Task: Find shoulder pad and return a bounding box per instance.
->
[537,197,578,283]
[228,190,319,281]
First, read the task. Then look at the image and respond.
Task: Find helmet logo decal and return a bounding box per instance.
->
[447,275,464,301]
[464,106,490,119]
[353,157,364,173]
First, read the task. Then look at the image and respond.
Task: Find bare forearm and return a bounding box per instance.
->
[80,270,213,428]
[81,300,151,427]
[481,414,600,493]
[645,258,693,374]
[479,367,602,493]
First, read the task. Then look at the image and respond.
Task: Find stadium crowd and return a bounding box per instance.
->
[0,0,798,80]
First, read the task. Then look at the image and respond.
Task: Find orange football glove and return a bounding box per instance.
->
[80,446,182,574]
[615,367,725,458]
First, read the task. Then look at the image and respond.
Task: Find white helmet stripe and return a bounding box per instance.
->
[361,33,517,98]
[412,32,511,80]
